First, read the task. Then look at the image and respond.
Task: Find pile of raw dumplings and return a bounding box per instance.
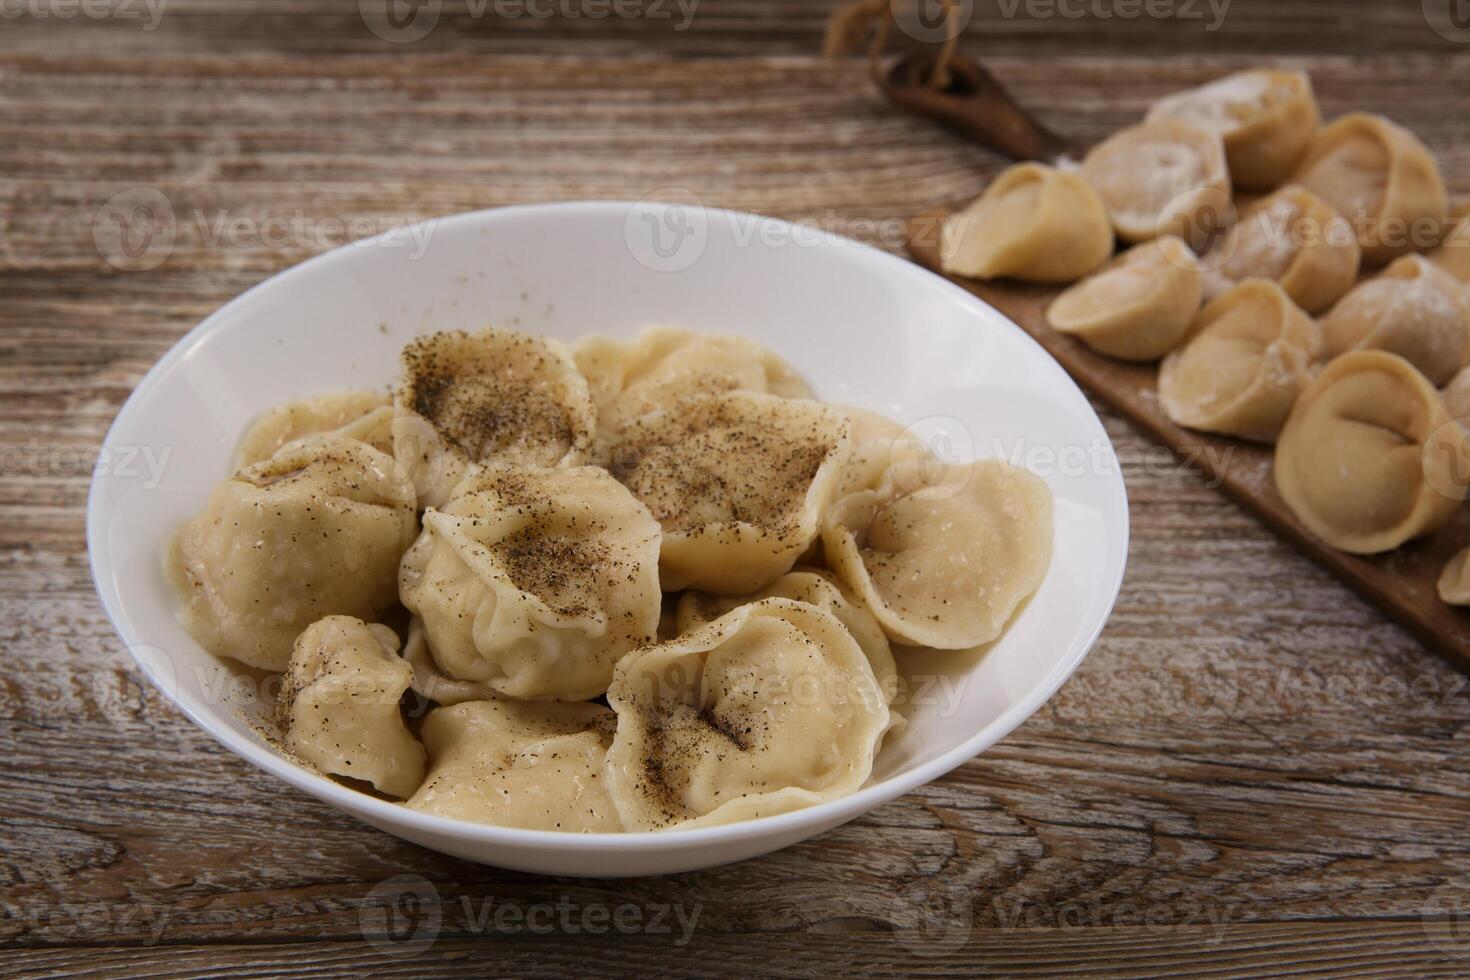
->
[940,68,1470,604]
[164,325,1054,832]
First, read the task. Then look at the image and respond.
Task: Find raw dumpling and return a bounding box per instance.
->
[939,162,1113,282]
[399,465,661,701]
[407,700,621,832]
[275,616,425,799]
[1046,236,1203,361]
[1291,113,1448,265]
[1147,69,1320,191]
[1320,254,1470,386]
[676,568,900,709]
[821,457,1053,649]
[1208,184,1361,313]
[1081,119,1232,247]
[604,598,890,831]
[393,328,597,509]
[166,435,417,671]
[233,389,391,469]
[606,391,850,594]
[1438,548,1470,605]
[572,326,811,438]
[1430,202,1470,282]
[1158,279,1321,442]
[1275,350,1466,554]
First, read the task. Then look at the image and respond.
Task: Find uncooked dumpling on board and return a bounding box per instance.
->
[1208,184,1361,313]
[606,391,850,594]
[1429,201,1470,283]
[1320,254,1470,386]
[1158,279,1320,443]
[604,598,890,831]
[1146,69,1320,191]
[1275,350,1467,554]
[1290,113,1448,265]
[398,465,662,701]
[940,162,1113,283]
[165,435,417,671]
[276,616,425,800]
[572,326,811,439]
[406,700,622,832]
[1081,119,1232,248]
[1438,548,1470,605]
[1046,236,1203,361]
[822,457,1053,650]
[393,328,597,509]
[233,390,392,469]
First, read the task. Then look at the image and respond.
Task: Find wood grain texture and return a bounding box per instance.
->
[5,2,1470,973]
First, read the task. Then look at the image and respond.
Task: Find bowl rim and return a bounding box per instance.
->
[86,200,1130,853]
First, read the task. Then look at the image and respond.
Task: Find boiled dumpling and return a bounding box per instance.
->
[166,435,417,671]
[1291,113,1447,265]
[1443,364,1470,425]
[407,700,621,832]
[606,390,850,594]
[1438,548,1470,605]
[821,457,1053,649]
[573,325,811,439]
[1046,236,1203,360]
[1430,202,1470,282]
[1320,254,1470,386]
[393,327,597,509]
[939,162,1113,282]
[1275,350,1467,554]
[276,615,425,799]
[1146,69,1320,191]
[1159,279,1321,442]
[399,465,661,701]
[676,568,900,711]
[1081,119,1232,247]
[1207,184,1360,313]
[400,618,498,707]
[605,598,890,830]
[234,389,391,469]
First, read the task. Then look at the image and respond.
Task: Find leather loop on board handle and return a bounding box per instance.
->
[878,51,1083,163]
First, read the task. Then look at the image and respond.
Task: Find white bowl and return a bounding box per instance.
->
[87,201,1128,876]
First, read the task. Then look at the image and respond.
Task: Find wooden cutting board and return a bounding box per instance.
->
[906,207,1470,673]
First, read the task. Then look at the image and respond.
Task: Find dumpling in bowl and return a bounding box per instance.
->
[1320,254,1470,386]
[398,465,661,701]
[233,389,392,469]
[1081,119,1232,248]
[276,615,425,800]
[1443,364,1470,426]
[1046,236,1203,361]
[1158,280,1321,443]
[939,162,1113,283]
[605,598,890,831]
[393,328,597,508]
[1290,113,1447,265]
[821,457,1053,649]
[166,435,417,671]
[407,700,621,832]
[1439,548,1470,605]
[1146,69,1320,191]
[572,326,811,438]
[606,391,850,594]
[1207,184,1361,313]
[1275,350,1467,554]
[676,568,900,711]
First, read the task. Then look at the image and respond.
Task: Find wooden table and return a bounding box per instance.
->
[5,2,1470,975]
